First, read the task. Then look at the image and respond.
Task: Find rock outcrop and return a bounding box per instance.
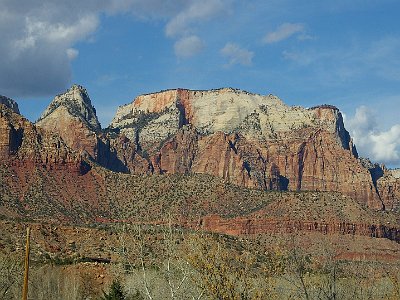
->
[110,88,391,209]
[13,85,397,211]
[37,84,100,132]
[0,103,83,172]
[193,215,400,241]
[0,95,20,114]
[36,85,101,158]
[36,85,150,174]
[377,169,400,211]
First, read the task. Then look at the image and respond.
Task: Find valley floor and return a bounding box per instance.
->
[1,220,399,300]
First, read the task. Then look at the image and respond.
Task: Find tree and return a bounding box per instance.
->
[100,279,126,300]
[185,233,280,300]
[0,253,22,299]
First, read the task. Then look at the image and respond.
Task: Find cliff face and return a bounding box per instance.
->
[37,84,101,132]
[36,85,150,174]
[36,85,101,158]
[13,85,398,210]
[110,88,389,209]
[0,103,83,172]
[377,169,400,211]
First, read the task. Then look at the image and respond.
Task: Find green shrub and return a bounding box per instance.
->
[100,279,126,300]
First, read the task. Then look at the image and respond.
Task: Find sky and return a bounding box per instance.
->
[0,0,399,168]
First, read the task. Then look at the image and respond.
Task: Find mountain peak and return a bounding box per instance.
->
[37,84,101,132]
[0,95,20,114]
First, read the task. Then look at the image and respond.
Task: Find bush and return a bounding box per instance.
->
[100,279,126,300]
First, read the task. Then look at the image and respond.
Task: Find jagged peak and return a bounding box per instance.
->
[0,95,20,114]
[37,84,101,132]
[53,84,92,106]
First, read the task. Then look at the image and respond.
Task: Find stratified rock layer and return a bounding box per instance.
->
[377,169,400,211]
[36,85,101,158]
[0,103,83,172]
[110,88,390,209]
[36,85,150,174]
[20,85,400,210]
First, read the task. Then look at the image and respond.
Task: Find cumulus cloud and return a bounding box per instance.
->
[0,0,232,98]
[220,43,254,66]
[0,1,101,97]
[263,22,305,44]
[345,106,400,166]
[174,35,205,58]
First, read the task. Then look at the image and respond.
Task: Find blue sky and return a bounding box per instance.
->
[1,0,399,167]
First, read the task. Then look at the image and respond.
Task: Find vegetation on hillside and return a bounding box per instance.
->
[1,223,399,300]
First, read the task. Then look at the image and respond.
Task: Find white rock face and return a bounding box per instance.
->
[186,89,315,134]
[110,88,343,146]
[138,107,181,149]
[391,169,400,179]
[37,84,101,132]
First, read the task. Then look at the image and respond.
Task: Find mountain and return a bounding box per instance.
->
[31,86,400,210]
[0,101,81,168]
[14,85,399,211]
[36,85,150,174]
[1,85,399,237]
[37,84,100,132]
[36,84,101,159]
[109,88,396,210]
[0,95,20,114]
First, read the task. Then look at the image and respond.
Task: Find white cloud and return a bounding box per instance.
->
[220,43,254,66]
[346,106,400,166]
[174,35,205,58]
[370,125,400,162]
[0,0,232,97]
[0,1,101,97]
[263,22,305,44]
[66,48,79,60]
[165,0,229,37]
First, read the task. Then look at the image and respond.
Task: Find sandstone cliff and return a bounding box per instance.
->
[1,87,399,248]
[36,85,150,174]
[0,103,83,172]
[37,84,100,132]
[36,85,101,158]
[23,85,400,210]
[110,88,390,209]
[377,169,400,211]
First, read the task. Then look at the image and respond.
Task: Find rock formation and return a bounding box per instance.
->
[0,95,20,114]
[110,88,392,209]
[0,102,83,172]
[36,85,101,158]
[0,88,399,244]
[4,85,398,211]
[377,169,400,211]
[36,85,150,174]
